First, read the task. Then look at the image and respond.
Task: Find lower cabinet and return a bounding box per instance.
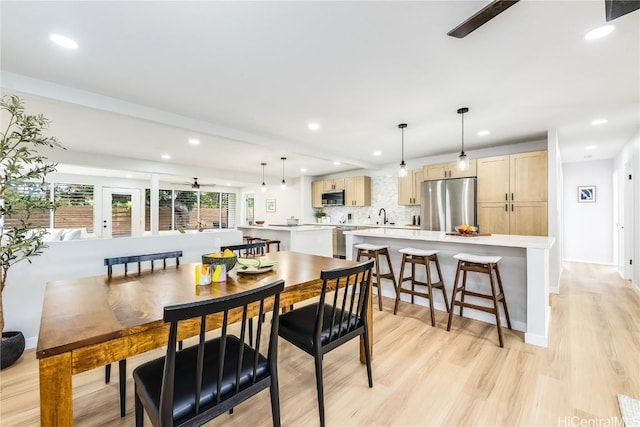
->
[478,201,547,236]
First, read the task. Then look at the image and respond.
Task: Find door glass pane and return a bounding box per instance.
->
[246,193,254,225]
[111,194,132,238]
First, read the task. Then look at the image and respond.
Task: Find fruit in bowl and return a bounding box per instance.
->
[202,248,237,271]
[456,224,477,235]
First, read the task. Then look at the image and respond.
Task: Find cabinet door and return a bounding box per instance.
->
[398,174,414,206]
[345,176,371,206]
[412,169,424,205]
[477,155,510,203]
[323,179,345,191]
[510,202,548,236]
[510,151,547,202]
[312,181,324,208]
[423,163,448,181]
[448,159,477,178]
[478,202,510,235]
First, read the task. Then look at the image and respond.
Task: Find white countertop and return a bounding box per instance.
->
[344,228,556,249]
[237,225,333,232]
[306,222,421,230]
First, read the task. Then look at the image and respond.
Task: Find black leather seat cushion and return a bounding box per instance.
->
[133,335,268,423]
[279,303,363,351]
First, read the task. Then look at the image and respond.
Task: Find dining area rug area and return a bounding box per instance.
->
[618,394,640,427]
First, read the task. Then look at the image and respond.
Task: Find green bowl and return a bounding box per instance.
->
[201,254,237,271]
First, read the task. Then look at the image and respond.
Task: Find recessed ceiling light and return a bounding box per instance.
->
[585,145,597,151]
[373,151,382,156]
[49,34,78,49]
[308,122,320,131]
[477,130,490,136]
[188,138,200,145]
[161,154,171,160]
[126,174,133,178]
[591,118,607,126]
[300,168,308,173]
[333,161,341,166]
[584,25,615,41]
[226,182,232,186]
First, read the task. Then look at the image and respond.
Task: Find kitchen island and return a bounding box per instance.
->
[237,225,333,257]
[345,228,556,347]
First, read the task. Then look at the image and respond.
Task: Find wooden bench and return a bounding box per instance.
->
[104,250,183,277]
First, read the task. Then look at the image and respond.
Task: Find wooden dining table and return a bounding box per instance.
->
[36,251,369,426]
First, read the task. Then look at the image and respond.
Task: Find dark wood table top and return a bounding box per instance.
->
[37,251,357,359]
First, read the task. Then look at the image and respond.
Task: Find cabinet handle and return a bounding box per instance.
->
[511,204,514,212]
[511,192,514,200]
[505,204,508,212]
[505,193,508,201]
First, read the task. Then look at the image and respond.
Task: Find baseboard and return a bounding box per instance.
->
[25,336,38,350]
[633,280,640,296]
[562,258,616,266]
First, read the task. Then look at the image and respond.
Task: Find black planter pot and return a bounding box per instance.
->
[1,331,25,369]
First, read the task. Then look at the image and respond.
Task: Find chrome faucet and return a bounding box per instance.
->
[378,208,388,225]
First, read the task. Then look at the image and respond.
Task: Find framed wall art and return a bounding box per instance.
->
[266,199,276,212]
[578,185,596,203]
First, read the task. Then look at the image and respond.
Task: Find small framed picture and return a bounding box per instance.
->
[578,185,596,203]
[266,199,276,212]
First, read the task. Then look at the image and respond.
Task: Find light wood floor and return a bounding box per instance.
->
[1,262,639,426]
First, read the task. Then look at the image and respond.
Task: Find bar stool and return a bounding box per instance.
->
[255,238,281,253]
[355,243,398,311]
[446,253,512,347]
[393,248,449,326]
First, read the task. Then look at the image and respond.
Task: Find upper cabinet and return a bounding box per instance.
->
[323,179,344,192]
[398,169,423,206]
[312,176,371,207]
[477,150,548,236]
[311,181,324,208]
[345,176,371,206]
[423,160,477,180]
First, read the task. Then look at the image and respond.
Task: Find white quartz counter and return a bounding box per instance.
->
[345,228,556,348]
[241,225,334,232]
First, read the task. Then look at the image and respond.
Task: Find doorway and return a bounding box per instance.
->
[102,188,142,238]
[244,193,255,225]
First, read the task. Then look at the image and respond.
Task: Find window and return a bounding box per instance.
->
[53,184,94,232]
[144,189,237,231]
[2,182,52,229]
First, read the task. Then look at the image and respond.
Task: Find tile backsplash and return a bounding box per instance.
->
[319,175,420,225]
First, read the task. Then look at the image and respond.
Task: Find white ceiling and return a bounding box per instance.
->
[1,1,638,187]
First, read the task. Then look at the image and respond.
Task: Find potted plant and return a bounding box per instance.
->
[0,95,63,369]
[314,209,327,224]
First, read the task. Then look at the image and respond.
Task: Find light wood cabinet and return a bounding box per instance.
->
[423,160,477,180]
[477,150,547,236]
[311,181,324,208]
[323,179,344,192]
[344,176,371,206]
[398,169,423,206]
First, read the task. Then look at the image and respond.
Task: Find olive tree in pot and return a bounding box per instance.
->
[0,95,63,369]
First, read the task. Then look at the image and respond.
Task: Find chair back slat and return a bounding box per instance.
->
[145,279,284,426]
[313,260,374,347]
[222,243,266,257]
[104,250,183,277]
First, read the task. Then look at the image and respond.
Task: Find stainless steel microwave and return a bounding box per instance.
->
[321,190,345,206]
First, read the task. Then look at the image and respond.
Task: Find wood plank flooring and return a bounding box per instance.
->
[1,262,639,426]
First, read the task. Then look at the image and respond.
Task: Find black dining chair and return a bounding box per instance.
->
[277,259,374,427]
[104,250,183,417]
[133,279,284,427]
[222,242,265,257]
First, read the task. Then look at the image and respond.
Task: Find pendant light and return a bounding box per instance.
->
[398,123,408,178]
[457,107,469,171]
[280,157,287,190]
[260,162,267,192]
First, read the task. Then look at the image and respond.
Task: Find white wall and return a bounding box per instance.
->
[562,159,615,264]
[240,176,303,225]
[547,130,563,293]
[615,129,640,291]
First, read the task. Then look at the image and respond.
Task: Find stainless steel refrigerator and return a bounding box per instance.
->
[420,177,477,232]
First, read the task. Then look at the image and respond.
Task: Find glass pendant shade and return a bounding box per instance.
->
[280,157,286,189]
[398,123,407,177]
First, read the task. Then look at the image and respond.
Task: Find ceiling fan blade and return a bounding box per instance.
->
[605,0,640,21]
[447,0,520,39]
